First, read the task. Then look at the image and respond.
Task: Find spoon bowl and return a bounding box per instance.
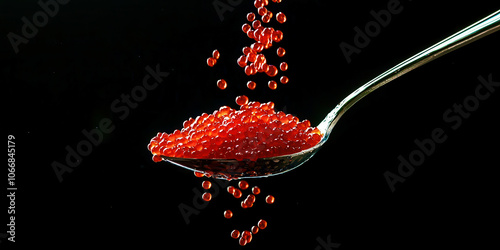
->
[162,10,500,179]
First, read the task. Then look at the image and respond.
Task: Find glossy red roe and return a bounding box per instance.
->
[212,49,220,60]
[224,210,233,219]
[265,195,275,204]
[280,75,289,84]
[202,180,212,189]
[276,12,286,23]
[148,99,322,161]
[268,80,277,90]
[217,79,227,90]
[247,12,256,22]
[207,57,216,67]
[238,180,249,190]
[252,186,261,195]
[247,81,257,90]
[235,95,249,106]
[257,219,267,229]
[279,62,288,71]
[202,192,212,201]
[277,47,285,57]
[251,226,259,234]
[231,230,240,239]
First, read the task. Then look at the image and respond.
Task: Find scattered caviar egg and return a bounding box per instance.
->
[241,230,252,244]
[242,23,251,33]
[254,0,264,8]
[280,75,289,84]
[231,230,240,239]
[257,6,267,16]
[266,64,278,77]
[194,171,205,178]
[202,192,212,201]
[224,210,233,219]
[233,188,243,198]
[276,12,286,23]
[244,65,255,76]
[247,81,257,90]
[262,13,271,23]
[217,79,227,90]
[235,95,249,106]
[202,180,212,189]
[257,219,268,229]
[265,195,275,204]
[152,155,162,162]
[247,12,255,22]
[238,180,249,190]
[237,55,247,68]
[273,30,283,42]
[207,57,216,67]
[212,49,220,60]
[277,47,285,57]
[241,200,249,209]
[251,226,259,234]
[239,237,247,246]
[227,186,236,194]
[280,62,288,71]
[268,80,277,90]
[252,186,261,195]
[252,20,261,29]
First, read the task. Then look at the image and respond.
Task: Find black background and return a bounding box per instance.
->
[2,0,499,249]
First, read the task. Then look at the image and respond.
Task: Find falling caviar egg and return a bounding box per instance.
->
[207,57,216,67]
[276,12,286,23]
[280,75,289,84]
[224,210,233,219]
[202,180,212,189]
[202,192,212,201]
[212,49,220,60]
[231,230,240,239]
[257,219,267,229]
[238,180,249,190]
[277,47,285,57]
[265,195,275,204]
[217,79,227,90]
[268,80,277,90]
[247,81,257,90]
[235,95,249,106]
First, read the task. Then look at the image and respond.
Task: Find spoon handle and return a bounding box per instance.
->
[318,10,500,138]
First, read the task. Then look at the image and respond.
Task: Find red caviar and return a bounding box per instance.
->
[247,81,257,90]
[148,99,322,161]
[202,180,212,189]
[217,79,227,90]
[238,180,249,190]
[231,230,240,239]
[257,219,267,229]
[202,192,212,201]
[265,195,275,204]
[224,210,233,219]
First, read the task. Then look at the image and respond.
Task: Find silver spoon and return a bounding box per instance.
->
[161,10,500,180]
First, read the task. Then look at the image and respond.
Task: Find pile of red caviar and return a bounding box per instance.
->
[148,96,322,162]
